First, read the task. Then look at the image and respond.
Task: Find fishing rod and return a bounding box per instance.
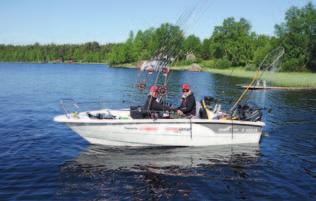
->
[151,6,203,81]
[180,0,211,35]
[229,47,285,112]
[148,0,210,107]
[142,4,201,110]
[145,1,198,66]
[152,0,206,63]
[136,0,209,83]
[138,1,202,64]
[138,0,210,112]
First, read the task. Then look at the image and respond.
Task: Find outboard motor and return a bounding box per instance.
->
[199,96,219,119]
[204,96,215,107]
[232,103,262,121]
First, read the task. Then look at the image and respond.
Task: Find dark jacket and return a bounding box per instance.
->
[143,95,170,112]
[178,93,196,116]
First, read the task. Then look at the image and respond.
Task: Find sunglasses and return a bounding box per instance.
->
[182,89,189,92]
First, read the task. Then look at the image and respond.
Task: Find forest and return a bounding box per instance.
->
[0,2,315,72]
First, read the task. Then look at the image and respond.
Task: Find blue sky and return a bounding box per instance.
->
[0,0,314,44]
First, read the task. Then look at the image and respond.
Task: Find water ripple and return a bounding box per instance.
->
[0,63,315,200]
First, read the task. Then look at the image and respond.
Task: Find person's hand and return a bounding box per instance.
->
[177,110,184,116]
[170,107,177,112]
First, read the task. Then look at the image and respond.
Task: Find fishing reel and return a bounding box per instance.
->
[146,66,154,75]
[136,81,146,91]
[161,67,169,76]
[158,85,168,96]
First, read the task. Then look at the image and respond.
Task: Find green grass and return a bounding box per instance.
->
[204,67,316,88]
[110,62,137,68]
[110,62,316,88]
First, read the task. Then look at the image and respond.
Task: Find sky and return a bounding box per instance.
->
[0,0,314,45]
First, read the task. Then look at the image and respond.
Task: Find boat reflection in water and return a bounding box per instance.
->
[61,144,260,175]
[58,145,261,199]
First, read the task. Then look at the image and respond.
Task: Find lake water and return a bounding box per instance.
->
[0,63,315,200]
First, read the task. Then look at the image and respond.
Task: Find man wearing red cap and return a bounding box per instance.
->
[176,83,196,117]
[143,85,170,113]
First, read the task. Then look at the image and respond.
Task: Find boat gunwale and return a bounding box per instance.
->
[54,115,265,127]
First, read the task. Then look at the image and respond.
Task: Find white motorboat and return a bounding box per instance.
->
[54,105,264,146]
[54,47,283,147]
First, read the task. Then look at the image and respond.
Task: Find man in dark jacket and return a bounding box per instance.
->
[176,83,196,117]
[143,85,170,112]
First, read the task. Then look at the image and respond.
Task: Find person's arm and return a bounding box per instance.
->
[142,96,151,111]
[177,98,185,110]
[152,100,171,111]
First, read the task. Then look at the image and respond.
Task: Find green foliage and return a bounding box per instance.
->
[209,17,254,66]
[173,59,194,66]
[281,57,307,72]
[0,42,112,63]
[183,35,202,57]
[201,39,211,60]
[152,23,185,59]
[215,58,232,69]
[108,23,185,64]
[133,29,155,60]
[245,63,257,71]
[253,42,273,66]
[199,59,216,68]
[199,58,232,69]
[107,44,128,65]
[0,2,315,73]
[275,2,316,71]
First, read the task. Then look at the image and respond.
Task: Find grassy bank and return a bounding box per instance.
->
[100,63,316,88]
[110,63,137,68]
[3,60,314,88]
[204,67,316,88]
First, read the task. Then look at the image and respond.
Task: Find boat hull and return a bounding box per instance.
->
[61,119,263,146]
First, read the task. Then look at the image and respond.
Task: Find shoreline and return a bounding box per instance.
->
[1,61,315,88]
[204,68,316,88]
[112,63,316,88]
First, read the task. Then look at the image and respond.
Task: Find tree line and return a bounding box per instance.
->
[0,2,315,72]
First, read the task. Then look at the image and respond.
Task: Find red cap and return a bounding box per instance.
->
[182,83,190,90]
[149,85,159,92]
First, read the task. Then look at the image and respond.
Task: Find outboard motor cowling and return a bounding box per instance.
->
[232,103,262,121]
[199,96,220,119]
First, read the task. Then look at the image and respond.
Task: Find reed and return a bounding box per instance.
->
[204,67,316,88]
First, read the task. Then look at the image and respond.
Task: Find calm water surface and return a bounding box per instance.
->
[0,63,315,200]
